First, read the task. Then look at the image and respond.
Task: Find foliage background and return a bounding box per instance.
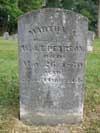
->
[0,0,98,34]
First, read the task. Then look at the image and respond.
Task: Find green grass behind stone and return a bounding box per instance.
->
[0,37,19,105]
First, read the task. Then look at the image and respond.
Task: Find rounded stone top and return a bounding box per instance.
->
[18,8,88,22]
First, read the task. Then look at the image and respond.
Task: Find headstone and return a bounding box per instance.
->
[11,34,18,40]
[92,32,96,40]
[3,32,9,40]
[18,8,88,125]
[87,31,95,52]
[15,34,18,40]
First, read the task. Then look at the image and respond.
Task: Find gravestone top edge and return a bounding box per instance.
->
[88,30,95,34]
[18,8,88,22]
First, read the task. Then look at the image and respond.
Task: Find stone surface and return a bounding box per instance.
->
[18,8,88,125]
[87,31,95,52]
[3,32,9,40]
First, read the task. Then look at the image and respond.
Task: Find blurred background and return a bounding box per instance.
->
[0,0,99,35]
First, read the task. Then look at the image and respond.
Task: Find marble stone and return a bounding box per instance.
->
[3,32,9,40]
[18,8,88,125]
[87,31,95,52]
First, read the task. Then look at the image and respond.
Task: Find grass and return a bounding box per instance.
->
[0,37,100,133]
[0,37,19,106]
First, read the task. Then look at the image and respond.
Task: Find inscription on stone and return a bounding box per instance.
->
[18,8,88,125]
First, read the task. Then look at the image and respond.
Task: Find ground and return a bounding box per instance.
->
[0,37,100,133]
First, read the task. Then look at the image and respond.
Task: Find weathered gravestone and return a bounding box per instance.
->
[18,8,88,125]
[3,32,9,40]
[87,31,95,52]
